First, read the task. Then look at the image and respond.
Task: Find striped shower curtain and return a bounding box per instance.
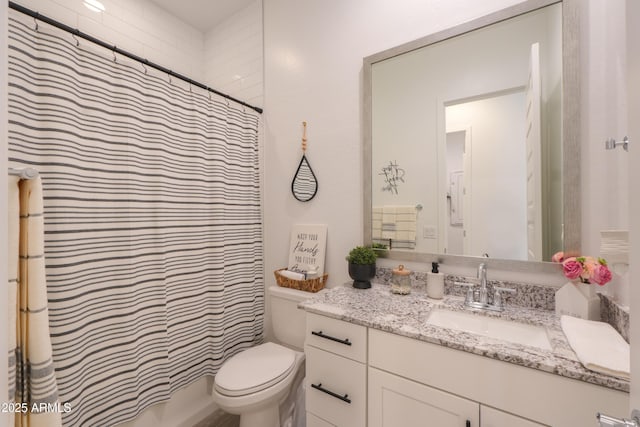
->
[7,11,264,427]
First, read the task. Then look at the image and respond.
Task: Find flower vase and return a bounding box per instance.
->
[555,281,601,320]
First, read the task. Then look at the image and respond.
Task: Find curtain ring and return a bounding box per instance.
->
[72,32,80,47]
[208,90,212,101]
[167,72,172,84]
[141,62,147,74]
[33,16,39,32]
[112,46,117,63]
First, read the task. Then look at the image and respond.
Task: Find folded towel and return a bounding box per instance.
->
[280,270,306,281]
[561,315,630,380]
[381,206,396,224]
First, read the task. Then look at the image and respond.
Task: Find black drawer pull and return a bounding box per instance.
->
[311,330,352,346]
[311,383,352,404]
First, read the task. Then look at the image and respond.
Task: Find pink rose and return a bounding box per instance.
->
[551,251,564,263]
[562,258,582,280]
[590,264,612,286]
[580,256,598,282]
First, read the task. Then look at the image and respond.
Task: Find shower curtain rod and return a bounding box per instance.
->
[8,1,264,114]
[8,167,39,180]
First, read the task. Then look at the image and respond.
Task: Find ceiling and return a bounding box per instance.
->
[148,0,255,32]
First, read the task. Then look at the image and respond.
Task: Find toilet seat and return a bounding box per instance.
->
[214,342,296,397]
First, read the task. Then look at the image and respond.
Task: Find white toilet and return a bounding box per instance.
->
[212,285,310,427]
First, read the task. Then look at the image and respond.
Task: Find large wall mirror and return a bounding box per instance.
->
[363,0,580,272]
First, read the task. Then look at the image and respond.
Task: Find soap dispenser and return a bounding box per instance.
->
[427,262,444,299]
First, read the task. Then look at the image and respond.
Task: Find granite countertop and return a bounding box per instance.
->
[299,282,630,393]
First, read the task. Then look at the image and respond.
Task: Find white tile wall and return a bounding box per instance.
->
[204,0,263,108]
[10,0,206,82]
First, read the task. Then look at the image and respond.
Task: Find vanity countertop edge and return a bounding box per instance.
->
[298,282,629,393]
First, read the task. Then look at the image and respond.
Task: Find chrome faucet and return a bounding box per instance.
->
[456,263,515,312]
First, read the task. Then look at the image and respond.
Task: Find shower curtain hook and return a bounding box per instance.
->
[72,31,80,47]
[167,72,172,84]
[33,16,39,32]
[141,61,147,74]
[208,90,212,101]
[112,46,117,63]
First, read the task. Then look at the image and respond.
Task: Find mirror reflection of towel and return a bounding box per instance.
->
[373,205,417,249]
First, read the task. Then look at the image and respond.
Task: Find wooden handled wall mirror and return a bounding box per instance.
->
[363,0,581,272]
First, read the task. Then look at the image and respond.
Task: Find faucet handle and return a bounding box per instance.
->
[454,282,476,304]
[493,286,516,309]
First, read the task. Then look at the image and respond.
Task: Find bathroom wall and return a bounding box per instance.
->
[580,0,630,307]
[10,0,205,81]
[204,0,263,109]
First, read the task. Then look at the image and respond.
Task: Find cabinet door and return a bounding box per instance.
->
[369,367,479,427]
[307,412,336,427]
[481,406,547,427]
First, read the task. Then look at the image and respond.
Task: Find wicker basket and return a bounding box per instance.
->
[274,268,328,293]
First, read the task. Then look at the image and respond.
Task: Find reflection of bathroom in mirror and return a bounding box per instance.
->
[366,1,574,265]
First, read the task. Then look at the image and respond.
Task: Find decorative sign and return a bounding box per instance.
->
[379,160,405,194]
[288,224,327,276]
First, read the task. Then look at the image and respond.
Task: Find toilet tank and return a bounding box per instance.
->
[268,286,313,350]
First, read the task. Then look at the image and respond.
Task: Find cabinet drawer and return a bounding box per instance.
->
[305,345,366,427]
[305,312,367,362]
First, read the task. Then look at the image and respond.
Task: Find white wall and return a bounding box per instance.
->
[580,0,629,305]
[204,0,263,109]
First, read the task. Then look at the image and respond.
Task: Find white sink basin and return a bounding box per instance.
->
[427,309,552,351]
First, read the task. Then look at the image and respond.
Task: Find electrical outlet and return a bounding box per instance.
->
[423,226,437,239]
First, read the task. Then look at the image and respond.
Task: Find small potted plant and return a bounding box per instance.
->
[346,246,377,289]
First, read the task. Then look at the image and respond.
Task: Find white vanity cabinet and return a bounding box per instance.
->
[304,312,628,426]
[304,313,367,427]
[369,329,628,426]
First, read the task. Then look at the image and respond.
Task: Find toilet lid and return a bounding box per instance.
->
[215,342,296,397]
